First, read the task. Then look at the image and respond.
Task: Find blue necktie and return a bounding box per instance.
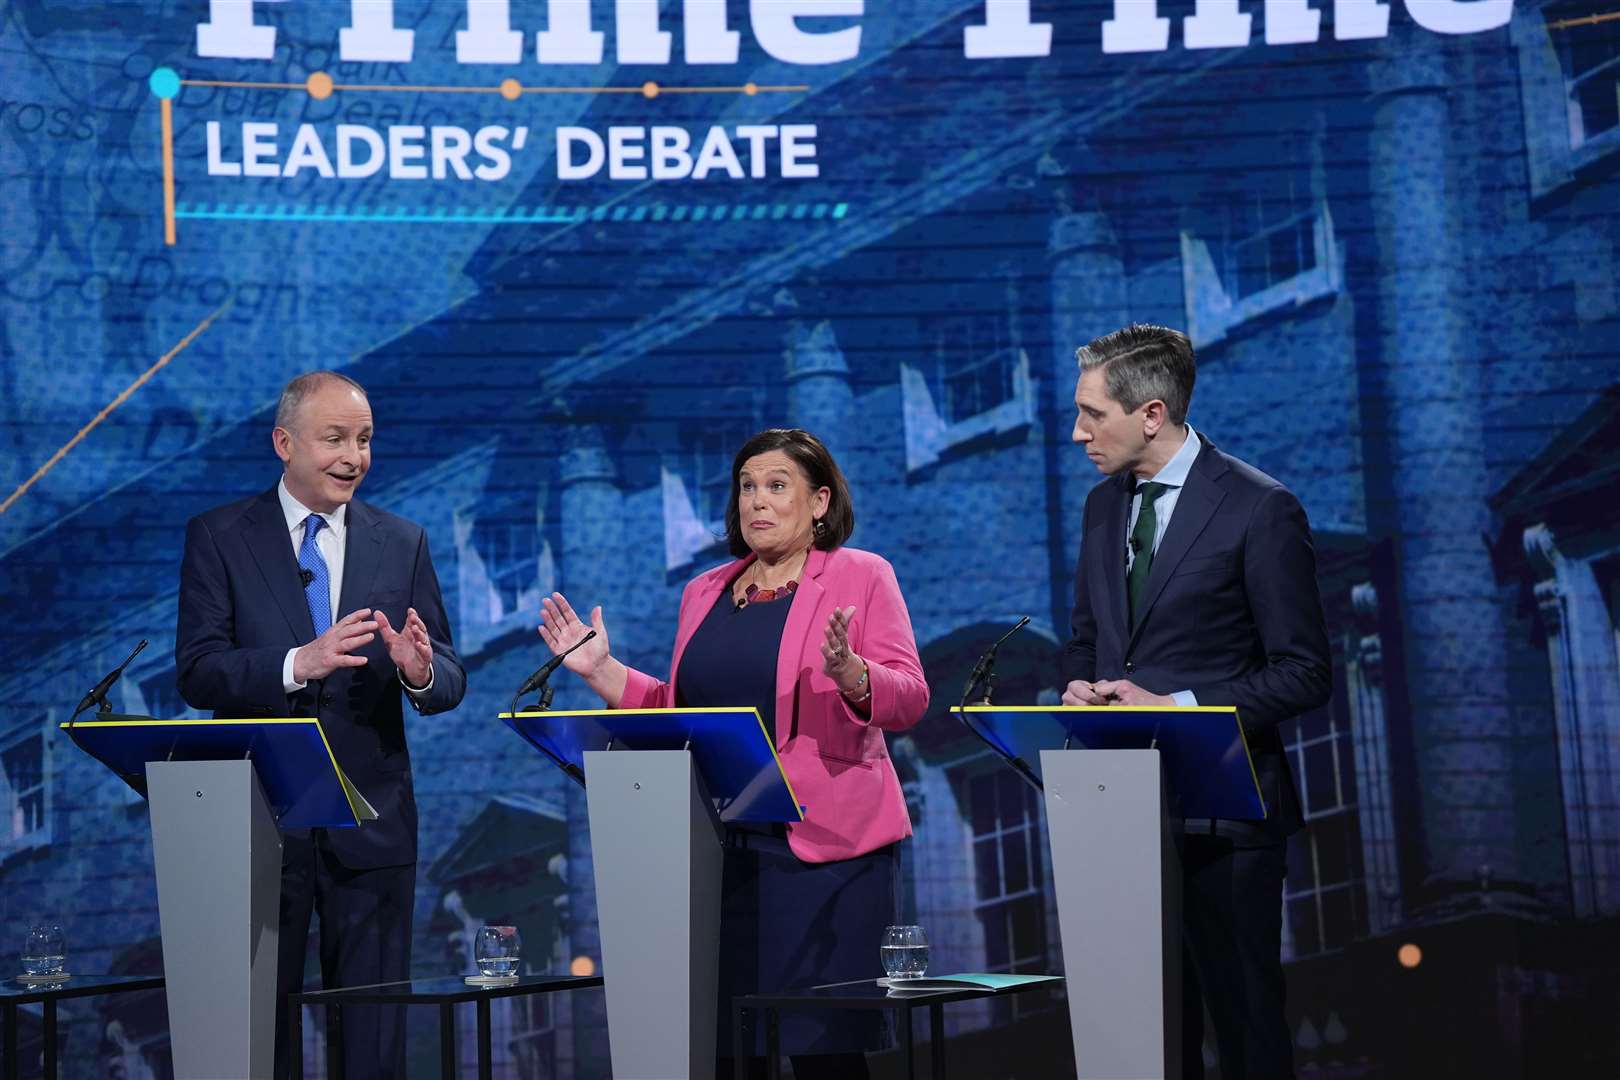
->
[299,514,332,636]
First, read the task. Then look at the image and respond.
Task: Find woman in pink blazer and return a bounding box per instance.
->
[538,428,928,1080]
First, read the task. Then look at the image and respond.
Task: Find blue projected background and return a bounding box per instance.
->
[2,1,1618,1076]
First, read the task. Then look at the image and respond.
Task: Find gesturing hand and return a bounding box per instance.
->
[819,605,866,696]
[378,607,433,689]
[538,592,611,677]
[293,608,377,683]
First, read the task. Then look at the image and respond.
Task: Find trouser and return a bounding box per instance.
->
[1180,835,1293,1080]
[274,830,414,1080]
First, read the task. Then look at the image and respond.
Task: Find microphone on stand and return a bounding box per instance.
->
[960,616,1030,707]
[953,617,1041,793]
[514,630,597,703]
[507,631,598,787]
[71,639,148,721]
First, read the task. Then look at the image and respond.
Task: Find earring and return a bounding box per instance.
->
[813,518,827,537]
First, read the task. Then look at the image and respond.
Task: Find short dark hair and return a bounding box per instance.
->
[274,371,368,431]
[724,429,855,558]
[1075,324,1196,425]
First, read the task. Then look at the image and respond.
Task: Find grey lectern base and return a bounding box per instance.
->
[585,749,723,1080]
[1042,749,1181,1080]
[147,759,283,1080]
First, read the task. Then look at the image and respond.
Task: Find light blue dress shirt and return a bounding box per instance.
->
[1124,425,1202,708]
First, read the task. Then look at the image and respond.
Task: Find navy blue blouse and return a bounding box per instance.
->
[675,586,793,732]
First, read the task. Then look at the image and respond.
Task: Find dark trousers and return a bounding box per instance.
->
[1180,835,1293,1080]
[274,830,415,1080]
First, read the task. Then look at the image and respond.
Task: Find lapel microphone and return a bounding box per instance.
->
[299,568,315,588]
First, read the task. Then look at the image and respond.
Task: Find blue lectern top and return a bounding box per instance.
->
[502,708,804,824]
[62,716,375,829]
[953,706,1266,820]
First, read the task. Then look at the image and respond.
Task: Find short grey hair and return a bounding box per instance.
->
[274,371,368,431]
[1075,324,1195,426]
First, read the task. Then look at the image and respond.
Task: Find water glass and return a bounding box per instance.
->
[880,924,928,980]
[22,924,66,977]
[474,925,522,978]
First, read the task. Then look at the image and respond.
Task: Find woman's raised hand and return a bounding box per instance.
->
[538,592,611,677]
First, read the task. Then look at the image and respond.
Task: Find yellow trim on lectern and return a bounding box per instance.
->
[58,716,373,824]
[951,704,1266,818]
[500,706,805,822]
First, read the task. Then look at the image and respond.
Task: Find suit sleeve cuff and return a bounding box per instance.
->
[283,648,306,694]
[1171,689,1199,707]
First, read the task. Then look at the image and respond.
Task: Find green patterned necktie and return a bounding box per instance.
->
[1128,482,1170,627]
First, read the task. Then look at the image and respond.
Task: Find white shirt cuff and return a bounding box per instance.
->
[1171,689,1199,707]
[400,664,434,699]
[283,648,306,694]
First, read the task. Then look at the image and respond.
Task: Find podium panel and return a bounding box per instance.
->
[505,709,802,1080]
[1043,750,1181,1080]
[148,760,283,1080]
[958,707,1264,1080]
[585,750,723,1080]
[66,715,370,1080]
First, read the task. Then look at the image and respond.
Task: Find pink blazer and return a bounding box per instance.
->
[619,546,929,863]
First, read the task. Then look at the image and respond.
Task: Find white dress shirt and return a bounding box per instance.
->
[279,478,347,693]
[277,478,432,699]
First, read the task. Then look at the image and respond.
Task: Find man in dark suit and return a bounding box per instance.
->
[1060,325,1331,1079]
[176,370,465,1080]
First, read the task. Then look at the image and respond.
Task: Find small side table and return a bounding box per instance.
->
[289,973,604,1080]
[1,975,165,1080]
[733,976,1064,1080]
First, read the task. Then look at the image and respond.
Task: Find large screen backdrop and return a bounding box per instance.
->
[2,1,1618,1076]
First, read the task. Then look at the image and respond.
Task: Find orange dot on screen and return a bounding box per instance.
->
[305,72,334,100]
[499,78,522,101]
[1397,943,1422,968]
[642,80,659,99]
[570,955,596,977]
[744,82,758,96]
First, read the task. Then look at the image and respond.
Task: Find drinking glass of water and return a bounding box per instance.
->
[881,924,928,981]
[474,925,521,978]
[22,924,66,977]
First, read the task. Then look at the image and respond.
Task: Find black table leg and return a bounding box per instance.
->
[477,997,492,1080]
[765,1008,781,1080]
[290,998,303,1080]
[440,1002,456,1078]
[3,1002,17,1080]
[326,1005,343,1080]
[929,1002,945,1080]
[901,1004,916,1080]
[733,1003,747,1074]
[42,1001,55,1079]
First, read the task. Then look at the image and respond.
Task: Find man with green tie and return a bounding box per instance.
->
[1060,324,1332,1079]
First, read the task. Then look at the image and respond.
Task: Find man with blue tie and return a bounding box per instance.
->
[1060,325,1331,1079]
[176,371,465,1080]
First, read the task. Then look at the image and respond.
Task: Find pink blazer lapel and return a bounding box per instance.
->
[774,548,830,748]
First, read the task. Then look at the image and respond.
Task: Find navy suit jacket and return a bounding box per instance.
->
[1061,434,1331,843]
[175,487,465,869]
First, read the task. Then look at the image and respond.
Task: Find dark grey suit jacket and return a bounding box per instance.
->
[1061,434,1331,843]
[175,487,465,869]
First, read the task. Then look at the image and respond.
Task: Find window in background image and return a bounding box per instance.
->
[1548,1,1620,150]
[1282,686,1368,959]
[966,766,1050,1025]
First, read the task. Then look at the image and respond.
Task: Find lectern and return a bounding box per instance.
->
[65,716,374,1080]
[953,705,1264,1080]
[504,707,802,1080]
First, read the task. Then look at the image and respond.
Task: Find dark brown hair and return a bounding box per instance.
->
[724,429,855,557]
